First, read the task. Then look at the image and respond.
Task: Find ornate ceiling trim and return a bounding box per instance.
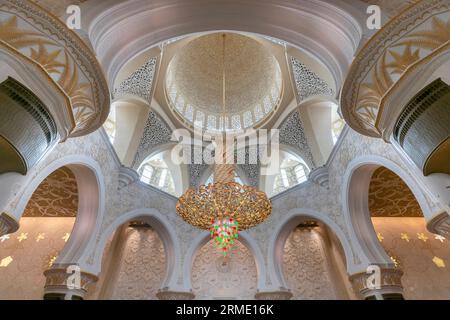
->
[188,145,261,188]
[0,0,110,137]
[131,110,173,169]
[87,0,363,90]
[340,0,450,137]
[23,166,78,218]
[114,57,158,102]
[279,110,316,169]
[369,167,423,217]
[290,57,334,103]
[189,163,210,188]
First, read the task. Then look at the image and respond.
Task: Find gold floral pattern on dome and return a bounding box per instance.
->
[165,32,282,132]
[176,182,272,230]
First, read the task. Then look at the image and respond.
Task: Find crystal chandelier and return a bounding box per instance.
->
[176,165,272,256]
[176,33,272,255]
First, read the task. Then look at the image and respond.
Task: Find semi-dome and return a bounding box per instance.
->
[165,32,282,132]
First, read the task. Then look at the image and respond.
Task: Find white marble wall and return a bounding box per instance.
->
[1,125,443,295]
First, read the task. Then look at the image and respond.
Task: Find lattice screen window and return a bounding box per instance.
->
[273,155,309,195]
[139,158,175,195]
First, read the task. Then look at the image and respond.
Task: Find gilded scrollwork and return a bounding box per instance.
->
[282,227,341,300]
[0,1,110,135]
[341,0,450,136]
[23,167,78,218]
[108,228,167,300]
[368,167,423,217]
[191,240,258,299]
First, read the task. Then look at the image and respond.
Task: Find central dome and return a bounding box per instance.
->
[166,32,282,132]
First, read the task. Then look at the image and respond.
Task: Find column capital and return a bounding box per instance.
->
[156,288,195,300]
[43,266,98,300]
[0,212,19,237]
[308,166,329,189]
[349,267,404,300]
[427,211,450,239]
[255,289,293,300]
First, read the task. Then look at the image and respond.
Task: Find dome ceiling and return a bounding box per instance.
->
[165,32,282,131]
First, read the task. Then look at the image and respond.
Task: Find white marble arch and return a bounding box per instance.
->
[341,155,434,268]
[85,0,365,89]
[11,155,105,270]
[267,208,356,289]
[88,208,181,290]
[183,231,267,293]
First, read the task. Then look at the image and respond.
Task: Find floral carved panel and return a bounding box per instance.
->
[282,227,339,300]
[191,240,257,299]
[109,227,166,300]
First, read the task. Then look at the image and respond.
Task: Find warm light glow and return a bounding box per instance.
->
[432,256,446,268]
[48,255,58,268]
[62,233,70,242]
[36,233,45,242]
[400,233,410,242]
[17,233,28,242]
[377,232,384,242]
[417,233,428,242]
[0,256,13,267]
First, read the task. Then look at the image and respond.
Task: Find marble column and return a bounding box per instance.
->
[254,289,293,300]
[156,288,195,300]
[349,267,404,300]
[427,211,450,239]
[43,267,98,300]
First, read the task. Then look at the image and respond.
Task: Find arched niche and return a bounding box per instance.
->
[342,155,433,269]
[191,239,257,300]
[10,156,105,273]
[87,208,181,298]
[268,210,355,299]
[367,166,450,300]
[183,231,266,298]
[88,220,167,300]
[0,165,83,299]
